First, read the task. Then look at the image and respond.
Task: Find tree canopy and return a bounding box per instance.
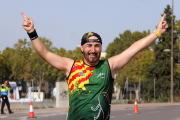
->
[143,5,180,101]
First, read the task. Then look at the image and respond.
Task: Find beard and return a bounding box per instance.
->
[83,51,101,64]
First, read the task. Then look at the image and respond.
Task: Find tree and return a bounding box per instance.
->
[10,39,31,80]
[105,30,151,83]
[52,47,68,81]
[72,47,84,60]
[105,29,152,100]
[143,5,180,102]
[25,37,59,97]
[175,19,180,40]
[8,37,60,97]
[175,19,180,76]
[0,50,12,82]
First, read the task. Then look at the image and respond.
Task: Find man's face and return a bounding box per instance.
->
[81,36,102,66]
[5,80,8,84]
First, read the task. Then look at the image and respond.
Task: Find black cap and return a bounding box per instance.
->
[81,32,102,46]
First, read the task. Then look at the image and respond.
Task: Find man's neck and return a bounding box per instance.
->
[83,59,99,66]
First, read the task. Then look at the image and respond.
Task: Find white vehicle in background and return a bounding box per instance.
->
[9,82,19,100]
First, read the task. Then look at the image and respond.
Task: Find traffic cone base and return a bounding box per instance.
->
[29,112,35,118]
[133,99,140,114]
[27,101,37,118]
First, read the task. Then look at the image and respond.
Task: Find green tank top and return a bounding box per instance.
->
[66,59,114,120]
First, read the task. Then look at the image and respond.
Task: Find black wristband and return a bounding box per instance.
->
[27,29,38,41]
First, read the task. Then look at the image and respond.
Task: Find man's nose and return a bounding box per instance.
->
[90,46,95,53]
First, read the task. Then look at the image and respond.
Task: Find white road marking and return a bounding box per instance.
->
[0,113,67,119]
[17,116,29,120]
[149,111,160,113]
[36,113,66,117]
[110,116,115,118]
[0,116,7,118]
[126,113,133,115]
[59,113,67,115]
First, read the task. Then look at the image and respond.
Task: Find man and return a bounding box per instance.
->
[21,12,168,120]
[1,80,14,114]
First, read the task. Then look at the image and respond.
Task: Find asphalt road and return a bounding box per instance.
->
[1,103,180,120]
[110,107,180,120]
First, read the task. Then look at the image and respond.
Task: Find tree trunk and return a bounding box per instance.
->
[135,89,139,100]
[120,89,123,101]
[130,91,132,100]
[134,83,140,101]
[116,86,120,100]
[38,81,42,99]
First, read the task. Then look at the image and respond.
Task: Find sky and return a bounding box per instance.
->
[0,0,179,52]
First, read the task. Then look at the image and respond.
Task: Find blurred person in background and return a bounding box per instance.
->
[1,80,14,114]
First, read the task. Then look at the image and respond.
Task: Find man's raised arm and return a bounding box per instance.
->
[109,14,168,78]
[21,12,74,76]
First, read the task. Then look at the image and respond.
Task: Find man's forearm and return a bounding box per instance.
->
[31,38,49,59]
[129,32,158,54]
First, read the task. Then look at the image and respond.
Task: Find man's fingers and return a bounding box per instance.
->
[161,14,166,21]
[165,25,168,29]
[21,12,27,18]
[22,21,29,26]
[24,17,30,22]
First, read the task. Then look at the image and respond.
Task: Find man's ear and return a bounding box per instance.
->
[81,46,83,53]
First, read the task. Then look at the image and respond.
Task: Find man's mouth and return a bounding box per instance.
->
[88,53,97,58]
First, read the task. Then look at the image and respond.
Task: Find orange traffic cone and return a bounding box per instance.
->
[14,95,16,100]
[133,99,139,114]
[28,101,36,118]
[66,106,69,120]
